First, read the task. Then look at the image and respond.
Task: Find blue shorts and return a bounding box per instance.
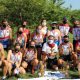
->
[12,64,16,70]
[43,37,46,43]
[0,39,10,48]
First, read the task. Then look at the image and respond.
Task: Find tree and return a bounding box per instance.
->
[0,0,80,26]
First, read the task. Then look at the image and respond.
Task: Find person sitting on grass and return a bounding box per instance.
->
[58,35,77,69]
[21,44,38,74]
[42,35,58,70]
[7,43,25,77]
[0,43,9,80]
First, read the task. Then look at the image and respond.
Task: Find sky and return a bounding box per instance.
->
[62,0,80,10]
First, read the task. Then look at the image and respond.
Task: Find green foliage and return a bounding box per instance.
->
[0,0,80,26]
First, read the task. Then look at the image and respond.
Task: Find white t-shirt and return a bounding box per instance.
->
[42,43,58,59]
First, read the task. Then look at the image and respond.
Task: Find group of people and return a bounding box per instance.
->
[0,17,80,79]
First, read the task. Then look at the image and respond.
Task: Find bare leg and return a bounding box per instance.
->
[21,61,28,69]
[2,60,9,79]
[31,59,38,74]
[7,63,12,75]
[19,67,26,74]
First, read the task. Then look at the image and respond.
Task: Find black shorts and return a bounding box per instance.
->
[47,57,57,69]
[22,58,32,70]
[23,58,40,71]
[36,45,42,48]
[60,54,71,61]
[12,64,16,70]
[73,40,77,51]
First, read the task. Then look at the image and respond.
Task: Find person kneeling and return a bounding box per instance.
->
[58,35,76,69]
[42,35,58,70]
[22,46,38,74]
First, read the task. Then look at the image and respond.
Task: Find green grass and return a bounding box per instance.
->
[69,32,73,42]
[0,68,79,80]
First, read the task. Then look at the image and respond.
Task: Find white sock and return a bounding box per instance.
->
[2,76,6,79]
[14,68,19,75]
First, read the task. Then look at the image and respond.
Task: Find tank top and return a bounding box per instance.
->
[62,43,70,55]
[10,52,21,63]
[0,28,10,39]
[41,27,48,36]
[33,34,43,45]
[16,36,25,47]
[0,27,10,48]
[26,50,35,61]
[23,29,30,35]
[59,24,70,37]
[50,30,59,40]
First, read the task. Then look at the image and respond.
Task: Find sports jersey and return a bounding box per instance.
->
[0,27,10,48]
[25,50,35,61]
[59,24,70,37]
[42,43,58,59]
[72,27,80,40]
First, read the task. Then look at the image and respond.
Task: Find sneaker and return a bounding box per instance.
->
[55,67,58,71]
[2,76,6,80]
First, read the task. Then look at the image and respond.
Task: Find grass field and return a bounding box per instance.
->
[0,68,79,80]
